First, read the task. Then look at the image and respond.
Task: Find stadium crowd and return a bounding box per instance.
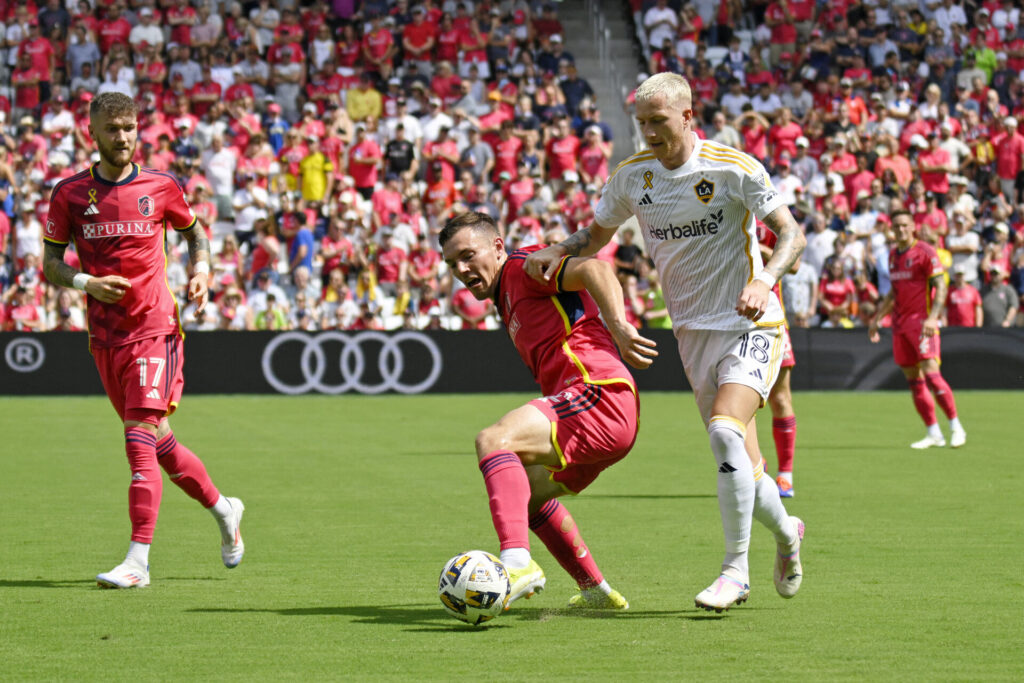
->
[0,0,1021,333]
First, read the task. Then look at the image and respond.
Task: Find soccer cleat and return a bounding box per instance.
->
[504,559,545,608]
[96,559,150,589]
[950,428,967,448]
[776,475,795,498]
[774,516,805,599]
[910,434,946,449]
[220,497,245,568]
[694,574,750,612]
[567,588,630,610]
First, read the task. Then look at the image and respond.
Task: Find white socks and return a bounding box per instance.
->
[500,547,531,570]
[126,541,150,567]
[950,417,963,433]
[708,416,754,582]
[927,422,943,440]
[752,459,798,546]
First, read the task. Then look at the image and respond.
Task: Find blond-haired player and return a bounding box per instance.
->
[526,73,806,612]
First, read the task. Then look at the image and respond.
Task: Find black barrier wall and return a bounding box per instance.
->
[2,329,1023,396]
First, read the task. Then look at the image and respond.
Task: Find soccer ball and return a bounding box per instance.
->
[437,550,511,626]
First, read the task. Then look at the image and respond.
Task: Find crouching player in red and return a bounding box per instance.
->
[440,211,658,610]
[869,209,966,449]
[42,92,244,589]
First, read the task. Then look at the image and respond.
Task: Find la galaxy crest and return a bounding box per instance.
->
[694,178,714,205]
[138,195,154,217]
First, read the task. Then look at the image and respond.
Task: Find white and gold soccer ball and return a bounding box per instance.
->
[437,550,511,626]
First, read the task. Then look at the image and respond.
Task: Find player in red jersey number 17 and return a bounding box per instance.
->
[42,92,245,589]
[869,209,966,449]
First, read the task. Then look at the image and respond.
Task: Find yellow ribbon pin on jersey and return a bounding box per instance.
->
[88,189,98,204]
[642,170,654,190]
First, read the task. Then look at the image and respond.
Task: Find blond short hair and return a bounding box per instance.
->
[635,73,692,109]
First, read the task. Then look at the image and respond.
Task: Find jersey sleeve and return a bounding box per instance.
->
[165,177,198,232]
[593,163,634,229]
[924,245,945,279]
[738,159,787,221]
[43,183,71,246]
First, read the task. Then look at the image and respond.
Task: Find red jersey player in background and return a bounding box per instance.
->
[439,211,657,611]
[869,209,966,449]
[758,224,799,497]
[42,92,245,589]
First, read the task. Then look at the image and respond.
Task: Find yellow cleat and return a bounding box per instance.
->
[504,559,546,609]
[567,588,629,610]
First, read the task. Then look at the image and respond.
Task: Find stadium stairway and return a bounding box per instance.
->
[560,0,643,166]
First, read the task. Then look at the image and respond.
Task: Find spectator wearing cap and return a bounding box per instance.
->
[234,47,270,104]
[992,116,1024,202]
[347,72,383,124]
[502,160,535,223]
[348,126,383,200]
[371,173,404,230]
[11,52,43,123]
[945,266,984,327]
[129,7,163,52]
[18,17,55,99]
[537,33,574,75]
[937,121,971,170]
[779,79,812,123]
[982,221,1014,277]
[648,37,682,78]
[385,123,419,184]
[956,52,986,92]
[271,47,304,123]
[982,263,1019,327]
[556,170,592,233]
[769,107,805,162]
[457,13,490,80]
[990,51,1016,104]
[423,160,457,210]
[422,125,459,184]
[946,209,981,285]
[917,191,951,245]
[402,6,436,77]
[771,155,804,207]
[970,8,1000,50]
[361,14,397,79]
[719,78,750,119]
[578,124,612,187]
[41,95,74,156]
[298,135,334,203]
[787,135,817,186]
[460,127,494,186]
[487,119,520,182]
[545,117,581,191]
[231,171,269,247]
[917,131,954,206]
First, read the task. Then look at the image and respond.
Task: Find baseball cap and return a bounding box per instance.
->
[994,222,1010,233]
[267,102,281,113]
[911,134,929,149]
[563,170,579,182]
[1005,116,1018,127]
[303,103,317,113]
[139,7,152,16]
[388,77,400,86]
[777,157,791,167]
[840,77,853,87]
[952,264,967,275]
[950,175,968,185]
[795,136,809,147]
[978,8,990,16]
[488,90,503,101]
[551,34,562,43]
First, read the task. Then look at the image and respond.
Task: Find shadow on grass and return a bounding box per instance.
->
[0,579,97,589]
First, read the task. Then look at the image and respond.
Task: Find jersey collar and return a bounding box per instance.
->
[90,162,140,186]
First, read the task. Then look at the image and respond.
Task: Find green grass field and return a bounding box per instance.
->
[2,391,1022,681]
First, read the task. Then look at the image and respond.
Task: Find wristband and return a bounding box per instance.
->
[194,261,210,275]
[754,271,777,289]
[72,273,91,291]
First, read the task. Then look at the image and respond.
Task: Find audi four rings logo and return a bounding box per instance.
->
[261,331,443,395]
[5,337,45,373]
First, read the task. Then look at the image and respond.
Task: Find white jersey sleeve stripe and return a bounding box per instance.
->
[697,150,758,175]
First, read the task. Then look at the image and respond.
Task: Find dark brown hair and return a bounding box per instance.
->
[439,211,499,248]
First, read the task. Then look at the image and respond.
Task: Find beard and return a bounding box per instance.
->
[95,135,136,169]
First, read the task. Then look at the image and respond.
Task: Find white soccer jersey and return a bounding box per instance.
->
[596,134,786,331]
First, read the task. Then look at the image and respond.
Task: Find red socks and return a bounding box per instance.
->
[478,451,531,551]
[925,372,958,420]
[124,428,162,544]
[908,378,937,426]
[529,499,603,589]
[156,432,220,508]
[772,416,797,474]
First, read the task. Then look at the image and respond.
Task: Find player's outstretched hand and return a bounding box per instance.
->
[609,321,659,369]
[188,273,210,313]
[735,281,770,321]
[524,244,567,283]
[868,323,881,343]
[84,275,131,303]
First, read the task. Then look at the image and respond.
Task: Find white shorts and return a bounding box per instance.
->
[675,325,785,425]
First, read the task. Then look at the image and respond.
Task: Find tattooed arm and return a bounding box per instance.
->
[523,220,619,282]
[735,205,806,322]
[43,240,131,304]
[180,222,212,313]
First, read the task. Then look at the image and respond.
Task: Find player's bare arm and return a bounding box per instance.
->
[736,206,805,321]
[43,240,131,304]
[524,221,618,282]
[922,273,946,337]
[559,257,659,369]
[181,222,212,312]
[868,291,896,343]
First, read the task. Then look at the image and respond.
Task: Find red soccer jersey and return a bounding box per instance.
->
[495,246,635,396]
[946,284,981,327]
[888,240,945,327]
[44,164,196,348]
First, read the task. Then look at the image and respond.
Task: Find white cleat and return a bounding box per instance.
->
[694,574,750,613]
[950,429,967,448]
[774,516,804,599]
[96,559,150,589]
[910,435,946,450]
[221,497,245,568]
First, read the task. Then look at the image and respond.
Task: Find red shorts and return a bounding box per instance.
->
[892,321,941,368]
[94,334,185,424]
[529,380,639,494]
[781,326,796,368]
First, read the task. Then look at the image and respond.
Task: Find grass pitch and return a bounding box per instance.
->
[1,391,1022,681]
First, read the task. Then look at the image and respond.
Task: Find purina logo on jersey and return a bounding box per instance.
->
[694,178,715,205]
[138,195,154,217]
[82,221,157,239]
